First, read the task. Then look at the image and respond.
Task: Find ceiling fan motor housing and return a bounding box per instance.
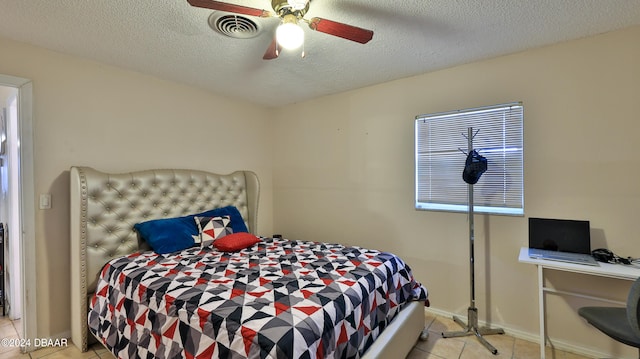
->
[272,0,309,17]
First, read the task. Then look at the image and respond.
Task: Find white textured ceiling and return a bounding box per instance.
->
[1,0,639,107]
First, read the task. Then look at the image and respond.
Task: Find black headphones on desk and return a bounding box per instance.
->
[592,248,632,265]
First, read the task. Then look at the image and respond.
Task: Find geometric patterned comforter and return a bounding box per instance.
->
[89,237,428,359]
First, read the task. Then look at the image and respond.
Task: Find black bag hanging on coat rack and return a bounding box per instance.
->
[462,149,487,185]
[442,127,504,355]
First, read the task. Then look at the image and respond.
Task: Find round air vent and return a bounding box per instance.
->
[208,13,261,39]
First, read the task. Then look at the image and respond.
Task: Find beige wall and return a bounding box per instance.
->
[1,23,639,358]
[272,26,640,358]
[0,36,275,340]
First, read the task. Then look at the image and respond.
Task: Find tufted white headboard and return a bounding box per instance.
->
[69,166,259,351]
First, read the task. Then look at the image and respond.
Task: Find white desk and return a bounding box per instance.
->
[518,247,640,359]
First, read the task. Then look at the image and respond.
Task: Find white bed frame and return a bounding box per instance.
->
[70,166,427,358]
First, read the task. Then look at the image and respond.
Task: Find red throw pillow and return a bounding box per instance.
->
[213,232,260,252]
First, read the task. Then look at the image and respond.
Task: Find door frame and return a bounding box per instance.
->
[0,74,36,352]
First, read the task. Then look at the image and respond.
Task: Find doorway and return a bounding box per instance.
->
[0,85,20,320]
[0,74,36,353]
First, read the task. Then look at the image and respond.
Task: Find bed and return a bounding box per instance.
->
[70,166,428,358]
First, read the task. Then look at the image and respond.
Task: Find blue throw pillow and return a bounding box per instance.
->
[133,216,196,254]
[134,205,248,254]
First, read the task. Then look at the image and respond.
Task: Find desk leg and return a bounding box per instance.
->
[538,265,545,359]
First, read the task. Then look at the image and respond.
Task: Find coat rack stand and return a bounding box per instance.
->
[442,127,504,355]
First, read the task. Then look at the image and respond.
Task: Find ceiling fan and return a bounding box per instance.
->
[187,0,374,60]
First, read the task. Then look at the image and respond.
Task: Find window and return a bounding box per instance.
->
[414,103,524,215]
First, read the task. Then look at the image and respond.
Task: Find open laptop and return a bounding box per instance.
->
[528,217,599,266]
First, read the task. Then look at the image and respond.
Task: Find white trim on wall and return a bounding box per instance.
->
[0,74,37,353]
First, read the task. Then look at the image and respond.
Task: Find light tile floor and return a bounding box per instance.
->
[0,313,593,359]
[0,317,111,359]
[410,312,593,359]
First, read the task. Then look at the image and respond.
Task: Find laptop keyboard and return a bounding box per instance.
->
[543,252,593,263]
[529,249,599,266]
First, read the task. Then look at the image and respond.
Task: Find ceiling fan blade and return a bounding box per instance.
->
[263,37,281,60]
[308,17,373,44]
[187,0,272,17]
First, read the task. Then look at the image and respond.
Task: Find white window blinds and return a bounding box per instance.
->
[415,103,524,215]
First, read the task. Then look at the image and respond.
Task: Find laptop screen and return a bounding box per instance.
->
[528,217,591,254]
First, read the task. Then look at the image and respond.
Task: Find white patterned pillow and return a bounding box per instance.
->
[194,215,233,247]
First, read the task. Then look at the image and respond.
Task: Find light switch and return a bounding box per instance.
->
[39,194,51,209]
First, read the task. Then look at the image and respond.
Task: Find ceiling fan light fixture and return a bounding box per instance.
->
[276,16,304,50]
